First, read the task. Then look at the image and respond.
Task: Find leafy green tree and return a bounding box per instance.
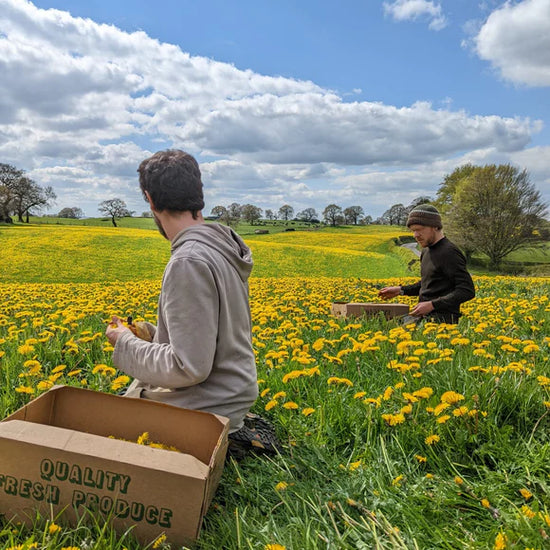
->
[297,207,318,222]
[241,204,262,225]
[264,209,276,221]
[323,204,343,226]
[381,203,407,225]
[210,205,227,219]
[278,204,294,221]
[446,164,548,269]
[58,207,84,219]
[343,206,364,225]
[435,164,476,215]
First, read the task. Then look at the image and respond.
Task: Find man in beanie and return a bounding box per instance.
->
[105,149,280,458]
[379,204,475,323]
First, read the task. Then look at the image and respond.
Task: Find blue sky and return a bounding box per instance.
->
[1,0,549,218]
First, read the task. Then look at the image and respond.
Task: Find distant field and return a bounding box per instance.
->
[0,223,416,283]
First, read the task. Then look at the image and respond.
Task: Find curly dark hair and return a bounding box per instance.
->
[138,150,205,219]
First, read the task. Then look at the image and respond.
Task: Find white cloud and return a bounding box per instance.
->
[0,0,545,218]
[473,0,550,86]
[383,0,448,31]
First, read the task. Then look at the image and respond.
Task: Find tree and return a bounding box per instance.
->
[323,204,344,226]
[380,204,408,225]
[278,204,294,221]
[445,164,548,269]
[264,209,276,221]
[362,215,373,225]
[210,206,227,219]
[297,207,318,222]
[406,196,434,213]
[241,204,262,225]
[0,163,25,223]
[11,177,56,222]
[58,207,84,219]
[218,203,242,227]
[343,206,364,225]
[435,164,476,215]
[99,198,130,227]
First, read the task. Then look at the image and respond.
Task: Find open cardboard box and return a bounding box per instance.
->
[0,385,229,546]
[331,302,410,319]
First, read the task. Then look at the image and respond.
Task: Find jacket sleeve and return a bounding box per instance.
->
[401,281,421,296]
[431,247,475,311]
[113,257,219,388]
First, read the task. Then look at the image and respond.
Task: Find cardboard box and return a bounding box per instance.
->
[331,302,409,319]
[0,385,229,546]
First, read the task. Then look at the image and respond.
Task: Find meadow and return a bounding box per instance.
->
[0,223,549,549]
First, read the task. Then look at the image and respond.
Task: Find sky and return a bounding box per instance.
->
[1,0,549,219]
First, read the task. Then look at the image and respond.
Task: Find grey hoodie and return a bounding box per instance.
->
[113,223,258,432]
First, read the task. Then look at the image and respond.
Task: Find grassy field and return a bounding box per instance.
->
[0,223,415,282]
[0,224,549,549]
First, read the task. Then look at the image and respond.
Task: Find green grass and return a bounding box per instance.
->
[1,225,549,549]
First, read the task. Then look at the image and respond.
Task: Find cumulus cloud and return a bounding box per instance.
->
[473,0,550,86]
[383,0,448,31]
[0,0,545,216]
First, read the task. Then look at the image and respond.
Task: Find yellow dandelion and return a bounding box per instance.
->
[392,475,404,486]
[494,532,507,550]
[152,534,167,549]
[440,391,465,405]
[275,481,288,491]
[301,407,315,416]
[414,455,427,463]
[521,505,536,519]
[265,399,278,411]
[437,415,451,424]
[273,391,287,400]
[283,401,298,409]
[481,498,490,508]
[519,488,533,500]
[48,522,61,535]
[15,386,34,395]
[454,476,464,485]
[265,545,286,550]
[425,434,440,445]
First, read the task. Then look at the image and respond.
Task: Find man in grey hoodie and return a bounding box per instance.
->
[105,150,261,445]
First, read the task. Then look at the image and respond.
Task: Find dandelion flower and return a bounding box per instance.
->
[519,488,533,500]
[275,481,288,491]
[425,434,440,445]
[481,498,490,508]
[301,407,315,416]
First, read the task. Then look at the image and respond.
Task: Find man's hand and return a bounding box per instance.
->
[378,286,401,300]
[410,301,434,317]
[106,315,132,345]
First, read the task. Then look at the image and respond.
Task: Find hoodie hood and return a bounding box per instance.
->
[171,223,253,282]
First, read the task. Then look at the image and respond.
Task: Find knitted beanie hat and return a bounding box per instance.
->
[406,204,442,228]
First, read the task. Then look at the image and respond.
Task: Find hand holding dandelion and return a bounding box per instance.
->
[105,315,132,345]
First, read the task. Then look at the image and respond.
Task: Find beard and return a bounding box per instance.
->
[153,212,168,240]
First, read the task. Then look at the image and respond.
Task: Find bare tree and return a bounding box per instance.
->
[99,198,130,227]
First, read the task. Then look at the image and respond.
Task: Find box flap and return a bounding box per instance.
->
[4,386,230,466]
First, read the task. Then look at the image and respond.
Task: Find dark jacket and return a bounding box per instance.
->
[401,237,475,322]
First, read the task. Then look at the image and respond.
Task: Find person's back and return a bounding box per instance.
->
[106,150,258,433]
